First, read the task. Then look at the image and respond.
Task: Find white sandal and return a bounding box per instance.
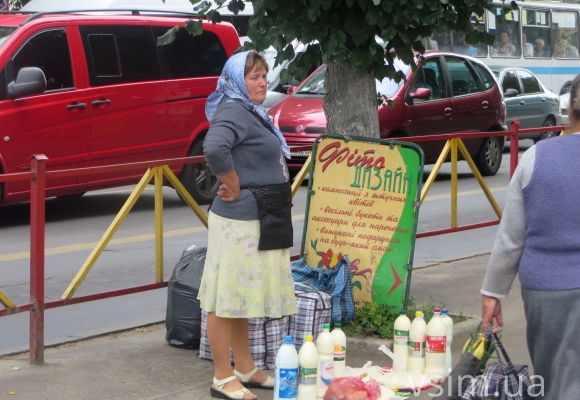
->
[234,366,275,390]
[210,376,254,399]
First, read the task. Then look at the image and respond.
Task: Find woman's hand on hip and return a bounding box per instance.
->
[217,183,240,202]
[482,294,503,333]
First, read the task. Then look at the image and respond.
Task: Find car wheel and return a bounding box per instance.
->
[178,139,219,205]
[537,117,559,142]
[475,136,503,176]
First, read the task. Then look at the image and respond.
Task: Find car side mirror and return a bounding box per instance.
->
[409,87,431,101]
[8,67,47,99]
[286,86,298,95]
[503,88,518,98]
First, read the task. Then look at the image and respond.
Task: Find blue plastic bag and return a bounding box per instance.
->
[291,256,354,324]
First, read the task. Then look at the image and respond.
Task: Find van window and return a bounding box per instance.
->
[80,26,161,86]
[87,34,121,77]
[0,27,17,49]
[12,28,74,92]
[153,28,227,79]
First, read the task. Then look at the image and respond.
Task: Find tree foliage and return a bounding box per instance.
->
[185,0,516,84]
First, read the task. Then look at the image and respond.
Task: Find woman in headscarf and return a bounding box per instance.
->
[481,73,580,398]
[198,50,297,400]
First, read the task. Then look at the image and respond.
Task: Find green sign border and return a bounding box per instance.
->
[299,133,425,310]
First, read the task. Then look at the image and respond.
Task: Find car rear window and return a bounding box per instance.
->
[296,60,410,98]
[0,26,16,48]
[473,63,496,90]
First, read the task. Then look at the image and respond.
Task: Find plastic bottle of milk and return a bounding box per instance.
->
[393,310,411,372]
[441,309,454,377]
[315,323,335,398]
[407,311,426,374]
[424,308,447,383]
[331,324,347,378]
[297,335,318,400]
[274,335,299,400]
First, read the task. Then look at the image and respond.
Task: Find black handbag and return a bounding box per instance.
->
[245,182,293,250]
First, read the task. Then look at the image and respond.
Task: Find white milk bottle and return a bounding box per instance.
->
[297,335,318,400]
[315,323,335,397]
[393,310,411,372]
[407,311,426,374]
[441,309,454,377]
[331,323,347,378]
[424,308,447,383]
[274,335,299,400]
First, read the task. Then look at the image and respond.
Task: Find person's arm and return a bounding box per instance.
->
[481,146,536,331]
[216,170,240,202]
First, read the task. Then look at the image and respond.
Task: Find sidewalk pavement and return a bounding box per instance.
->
[0,253,530,400]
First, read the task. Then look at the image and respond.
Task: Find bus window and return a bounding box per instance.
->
[432,32,451,52]
[552,11,579,59]
[522,9,551,58]
[489,7,521,58]
[453,13,487,57]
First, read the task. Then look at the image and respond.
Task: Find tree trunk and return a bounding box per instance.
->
[324,60,380,139]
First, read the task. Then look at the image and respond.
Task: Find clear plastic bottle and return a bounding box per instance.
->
[315,323,335,397]
[274,335,299,400]
[331,323,347,378]
[297,335,318,400]
[441,309,454,377]
[407,311,426,374]
[393,310,411,372]
[424,308,447,383]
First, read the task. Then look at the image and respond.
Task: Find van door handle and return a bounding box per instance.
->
[67,102,87,111]
[444,107,452,115]
[92,99,111,107]
[482,101,489,108]
[520,101,525,105]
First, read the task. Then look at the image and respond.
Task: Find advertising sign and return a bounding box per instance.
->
[303,135,423,310]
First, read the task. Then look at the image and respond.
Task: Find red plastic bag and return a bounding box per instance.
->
[323,376,382,400]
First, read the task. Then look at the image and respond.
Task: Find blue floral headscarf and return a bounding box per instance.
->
[205,51,291,159]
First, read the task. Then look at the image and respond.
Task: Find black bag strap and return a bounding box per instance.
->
[489,330,517,377]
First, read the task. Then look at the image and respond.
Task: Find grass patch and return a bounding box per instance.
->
[342,297,471,339]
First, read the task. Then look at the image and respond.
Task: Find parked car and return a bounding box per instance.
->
[0,10,240,205]
[269,52,507,176]
[261,41,321,110]
[491,66,562,142]
[559,80,572,126]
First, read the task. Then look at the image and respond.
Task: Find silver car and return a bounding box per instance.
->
[491,66,562,143]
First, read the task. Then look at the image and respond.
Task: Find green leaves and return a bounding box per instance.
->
[156,25,180,46]
[185,20,203,36]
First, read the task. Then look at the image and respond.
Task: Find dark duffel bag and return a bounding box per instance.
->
[165,245,206,349]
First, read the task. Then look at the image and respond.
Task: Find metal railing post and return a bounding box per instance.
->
[510,120,520,179]
[29,154,48,365]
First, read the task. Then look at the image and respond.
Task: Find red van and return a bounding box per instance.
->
[269,52,507,176]
[0,10,240,205]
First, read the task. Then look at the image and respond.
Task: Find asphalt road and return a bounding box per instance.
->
[0,140,533,355]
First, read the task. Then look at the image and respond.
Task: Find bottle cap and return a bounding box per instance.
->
[305,335,313,341]
[434,307,441,313]
[334,323,342,328]
[323,323,330,329]
[441,309,449,315]
[399,310,407,315]
[415,311,422,317]
[284,335,293,344]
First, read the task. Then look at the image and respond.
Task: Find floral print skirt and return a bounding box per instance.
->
[198,212,297,318]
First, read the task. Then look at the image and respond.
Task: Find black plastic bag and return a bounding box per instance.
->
[165,245,207,349]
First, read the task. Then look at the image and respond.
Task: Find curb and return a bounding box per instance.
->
[345,317,481,357]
